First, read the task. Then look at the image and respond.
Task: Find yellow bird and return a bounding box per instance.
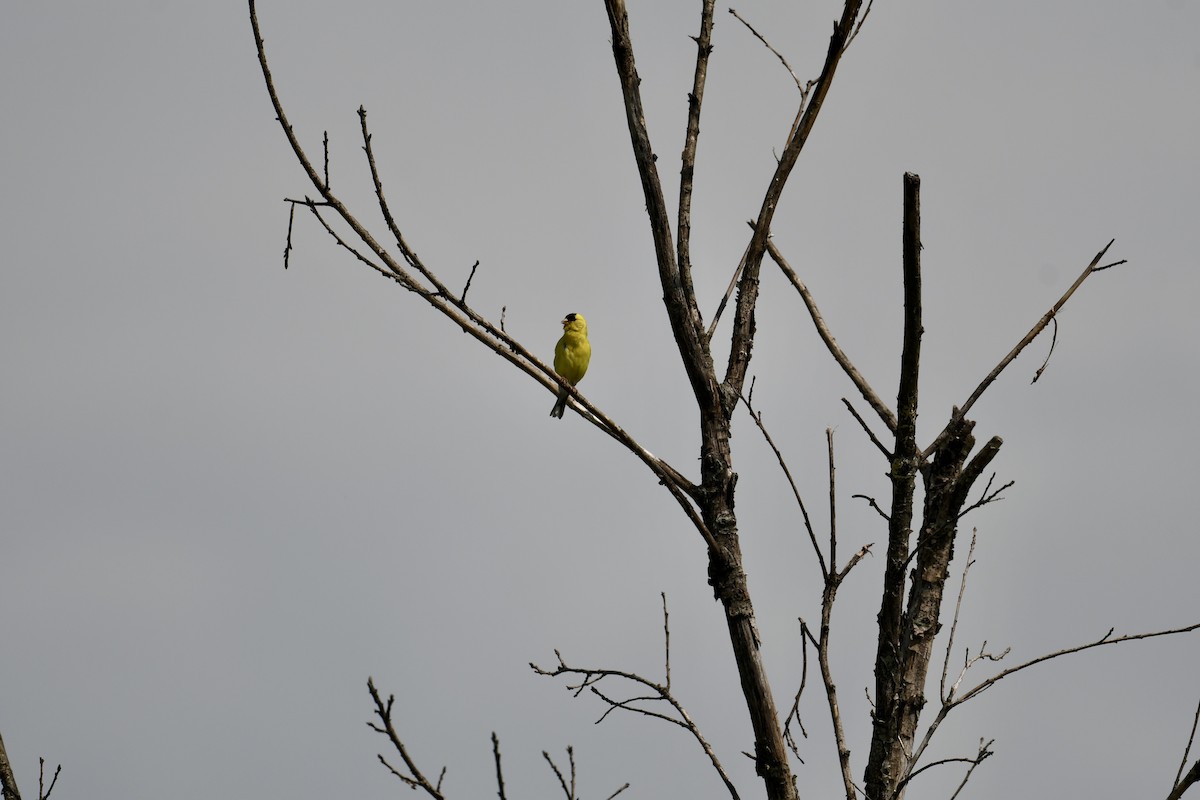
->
[550,313,591,419]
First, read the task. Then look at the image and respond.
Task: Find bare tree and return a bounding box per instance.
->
[248,2,1199,799]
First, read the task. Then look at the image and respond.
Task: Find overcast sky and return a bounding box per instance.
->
[2,2,1198,799]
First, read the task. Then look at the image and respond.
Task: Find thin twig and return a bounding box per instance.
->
[662,592,672,691]
[543,749,574,800]
[1176,700,1200,787]
[541,747,629,800]
[36,758,59,800]
[899,740,993,793]
[842,398,891,458]
[292,199,405,286]
[940,531,978,703]
[741,385,827,579]
[793,426,869,800]
[783,620,811,761]
[358,106,450,293]
[816,561,862,799]
[568,748,577,800]
[910,639,1009,773]
[322,130,329,188]
[851,494,889,522]
[1030,316,1058,384]
[949,740,995,800]
[958,474,1015,520]
[605,783,631,800]
[707,238,751,341]
[728,9,805,92]
[827,428,838,569]
[460,260,481,305]
[492,732,507,800]
[283,201,295,269]
[834,542,873,585]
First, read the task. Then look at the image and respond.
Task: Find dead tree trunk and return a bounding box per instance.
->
[863,176,1003,800]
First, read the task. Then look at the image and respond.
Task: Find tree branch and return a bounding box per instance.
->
[531,597,740,800]
[358,107,452,296]
[898,738,993,794]
[939,530,979,704]
[35,759,58,800]
[910,623,1200,794]
[366,678,446,799]
[924,239,1127,458]
[1169,761,1200,800]
[1168,700,1200,800]
[768,239,897,433]
[543,747,576,800]
[677,0,717,336]
[723,0,864,404]
[957,472,1014,520]
[741,383,827,580]
[602,0,717,415]
[783,622,811,760]
[491,732,508,800]
[865,171,924,800]
[251,0,718,562]
[728,8,809,94]
[953,623,1200,709]
[788,432,871,800]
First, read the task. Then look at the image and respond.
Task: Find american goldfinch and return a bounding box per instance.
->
[550,313,591,419]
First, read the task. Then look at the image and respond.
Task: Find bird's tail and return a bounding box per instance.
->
[549,387,569,419]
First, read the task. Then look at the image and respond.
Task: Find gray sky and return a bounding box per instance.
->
[2,2,1198,798]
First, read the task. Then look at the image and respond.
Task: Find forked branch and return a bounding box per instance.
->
[1168,699,1200,800]
[955,623,1200,708]
[767,428,869,800]
[366,678,446,799]
[36,760,60,800]
[1169,763,1200,800]
[909,549,1200,784]
[530,597,739,800]
[602,0,716,413]
[543,747,577,800]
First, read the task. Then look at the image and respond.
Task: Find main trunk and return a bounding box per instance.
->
[702,423,797,800]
